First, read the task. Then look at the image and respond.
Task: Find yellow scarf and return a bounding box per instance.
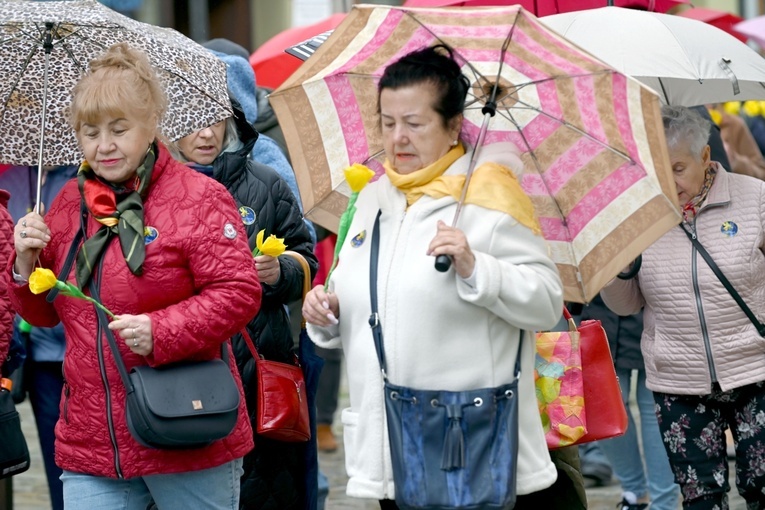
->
[384,144,541,235]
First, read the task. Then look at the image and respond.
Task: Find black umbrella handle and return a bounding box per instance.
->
[435,254,452,272]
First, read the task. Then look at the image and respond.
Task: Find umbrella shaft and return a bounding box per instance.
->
[452,111,493,227]
[35,52,52,215]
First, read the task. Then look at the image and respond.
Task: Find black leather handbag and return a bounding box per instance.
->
[368,211,522,510]
[0,372,30,479]
[90,281,241,450]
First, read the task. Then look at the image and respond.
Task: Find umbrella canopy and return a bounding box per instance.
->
[270,4,682,303]
[734,15,765,50]
[402,0,691,15]
[676,7,746,43]
[249,13,346,89]
[0,0,232,167]
[541,7,765,106]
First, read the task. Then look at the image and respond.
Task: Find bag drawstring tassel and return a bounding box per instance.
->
[441,405,465,471]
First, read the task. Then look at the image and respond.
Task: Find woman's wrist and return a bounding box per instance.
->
[12,262,30,283]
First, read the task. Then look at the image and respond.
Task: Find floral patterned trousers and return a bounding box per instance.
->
[654,381,765,509]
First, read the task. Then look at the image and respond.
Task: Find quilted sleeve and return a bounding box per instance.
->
[146,181,262,366]
[600,275,645,317]
[0,192,14,364]
[455,212,564,332]
[264,176,318,303]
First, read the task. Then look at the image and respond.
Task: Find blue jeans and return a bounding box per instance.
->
[598,368,678,510]
[61,458,243,510]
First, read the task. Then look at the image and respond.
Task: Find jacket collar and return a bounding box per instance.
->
[701,161,731,211]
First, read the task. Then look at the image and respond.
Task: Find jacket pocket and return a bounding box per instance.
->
[341,407,361,479]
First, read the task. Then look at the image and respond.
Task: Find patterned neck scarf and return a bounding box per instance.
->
[75,144,156,289]
[682,164,717,225]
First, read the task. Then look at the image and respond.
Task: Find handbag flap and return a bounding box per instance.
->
[129,360,240,418]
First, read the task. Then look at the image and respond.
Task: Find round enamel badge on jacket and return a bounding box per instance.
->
[351,230,366,248]
[224,223,237,239]
[721,221,738,237]
[239,206,256,225]
[143,226,159,245]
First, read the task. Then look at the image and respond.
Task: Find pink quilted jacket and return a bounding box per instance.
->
[602,165,765,395]
[0,190,13,366]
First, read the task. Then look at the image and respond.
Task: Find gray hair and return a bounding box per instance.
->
[167,116,239,163]
[661,105,711,159]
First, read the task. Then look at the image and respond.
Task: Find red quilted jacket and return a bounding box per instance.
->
[0,190,13,366]
[6,145,261,478]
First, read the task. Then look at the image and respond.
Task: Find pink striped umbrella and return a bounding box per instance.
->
[403,0,691,15]
[270,4,681,303]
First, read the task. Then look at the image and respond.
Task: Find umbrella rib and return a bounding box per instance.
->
[501,109,587,298]
[1,48,39,124]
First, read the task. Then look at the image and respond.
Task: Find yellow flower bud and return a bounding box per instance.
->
[255,229,287,257]
[723,101,741,116]
[743,101,761,117]
[708,108,722,127]
[344,164,375,193]
[28,268,59,295]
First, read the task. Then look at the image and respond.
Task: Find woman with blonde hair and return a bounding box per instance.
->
[6,43,260,509]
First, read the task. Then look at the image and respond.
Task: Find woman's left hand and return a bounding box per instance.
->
[109,314,154,357]
[255,255,281,285]
[427,221,476,279]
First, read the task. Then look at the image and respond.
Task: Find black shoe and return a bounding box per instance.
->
[580,462,612,487]
[617,496,649,510]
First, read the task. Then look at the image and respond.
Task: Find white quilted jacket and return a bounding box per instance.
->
[602,165,765,394]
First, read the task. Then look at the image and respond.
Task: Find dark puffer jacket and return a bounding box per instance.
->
[212,105,318,510]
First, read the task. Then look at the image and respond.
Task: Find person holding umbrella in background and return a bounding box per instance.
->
[6,43,260,509]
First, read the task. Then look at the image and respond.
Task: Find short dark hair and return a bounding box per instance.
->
[377,44,469,127]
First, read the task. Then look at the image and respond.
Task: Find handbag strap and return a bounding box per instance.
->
[368,210,524,382]
[46,205,88,303]
[239,250,311,361]
[282,250,311,328]
[680,224,765,336]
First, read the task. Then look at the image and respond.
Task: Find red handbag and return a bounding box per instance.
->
[241,251,312,443]
[566,307,628,445]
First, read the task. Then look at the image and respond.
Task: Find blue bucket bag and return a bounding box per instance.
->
[368,211,521,510]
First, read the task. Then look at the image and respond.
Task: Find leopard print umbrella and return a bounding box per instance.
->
[0,0,232,166]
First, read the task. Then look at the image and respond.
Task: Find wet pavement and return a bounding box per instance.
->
[8,386,747,510]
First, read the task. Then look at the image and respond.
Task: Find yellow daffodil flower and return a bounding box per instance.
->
[744,101,761,117]
[723,101,741,116]
[28,267,116,318]
[253,229,287,257]
[344,164,375,193]
[28,268,60,294]
[708,108,722,127]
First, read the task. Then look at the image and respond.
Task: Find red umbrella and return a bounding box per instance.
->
[402,0,690,15]
[677,7,747,43]
[249,13,346,89]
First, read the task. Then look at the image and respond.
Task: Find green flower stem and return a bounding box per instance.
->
[252,247,262,256]
[324,192,359,290]
[55,281,116,319]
